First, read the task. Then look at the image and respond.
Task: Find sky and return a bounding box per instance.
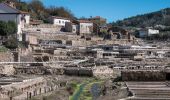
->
[23,0,170,22]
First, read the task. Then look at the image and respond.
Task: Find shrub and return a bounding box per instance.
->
[4,37,18,49]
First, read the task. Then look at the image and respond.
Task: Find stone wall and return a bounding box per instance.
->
[93,66,113,79]
[0,65,15,75]
[23,24,62,33]
[64,68,93,77]
[121,70,166,81]
[30,33,78,41]
[0,52,14,62]
[24,24,62,28]
[0,77,47,100]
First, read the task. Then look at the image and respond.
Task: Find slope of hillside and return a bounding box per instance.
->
[0,0,75,22]
[115,8,170,27]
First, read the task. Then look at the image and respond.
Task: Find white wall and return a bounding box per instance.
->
[72,24,78,33]
[25,14,30,24]
[53,18,70,26]
[18,14,23,41]
[139,29,159,37]
[79,23,93,34]
[148,29,159,35]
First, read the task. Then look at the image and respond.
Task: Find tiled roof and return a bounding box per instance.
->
[30,19,43,25]
[0,3,29,14]
[51,16,70,20]
[78,20,93,23]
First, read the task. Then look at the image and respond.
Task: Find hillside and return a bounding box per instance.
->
[0,0,75,22]
[115,8,170,27]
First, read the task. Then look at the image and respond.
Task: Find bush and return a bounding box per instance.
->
[4,37,18,49]
[0,21,17,36]
[0,21,8,36]
[7,21,17,35]
[113,76,122,82]
[0,46,8,52]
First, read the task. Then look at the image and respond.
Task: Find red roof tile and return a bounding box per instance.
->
[51,16,70,20]
[78,20,92,23]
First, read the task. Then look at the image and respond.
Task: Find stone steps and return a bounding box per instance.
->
[126,82,170,99]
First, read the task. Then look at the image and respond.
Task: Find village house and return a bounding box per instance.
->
[88,16,107,26]
[139,28,159,37]
[0,2,30,41]
[78,20,93,34]
[65,22,79,34]
[48,16,71,26]
[65,20,94,35]
[108,27,131,41]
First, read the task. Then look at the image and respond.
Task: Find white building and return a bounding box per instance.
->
[48,16,71,26]
[78,20,93,34]
[0,3,30,41]
[139,28,159,37]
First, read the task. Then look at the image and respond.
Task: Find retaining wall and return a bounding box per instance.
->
[121,70,166,81]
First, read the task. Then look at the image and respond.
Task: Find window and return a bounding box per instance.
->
[59,20,61,24]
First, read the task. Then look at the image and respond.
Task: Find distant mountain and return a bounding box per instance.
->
[114,8,170,27]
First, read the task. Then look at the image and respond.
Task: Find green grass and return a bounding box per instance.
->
[0,46,8,52]
[69,83,86,100]
[69,78,104,100]
[80,81,103,100]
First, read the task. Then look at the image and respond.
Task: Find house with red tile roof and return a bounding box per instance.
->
[88,16,107,26]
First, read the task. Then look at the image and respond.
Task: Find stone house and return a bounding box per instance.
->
[88,16,107,26]
[78,20,93,34]
[108,27,131,41]
[0,2,30,41]
[65,22,79,34]
[65,20,93,35]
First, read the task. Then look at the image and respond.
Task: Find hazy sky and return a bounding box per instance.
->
[23,0,170,22]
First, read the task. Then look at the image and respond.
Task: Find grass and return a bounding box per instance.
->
[69,78,104,100]
[69,84,85,100]
[80,81,104,100]
[70,81,79,90]
[0,46,8,52]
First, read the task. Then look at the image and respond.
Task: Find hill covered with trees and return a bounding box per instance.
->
[0,0,75,22]
[114,8,170,27]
